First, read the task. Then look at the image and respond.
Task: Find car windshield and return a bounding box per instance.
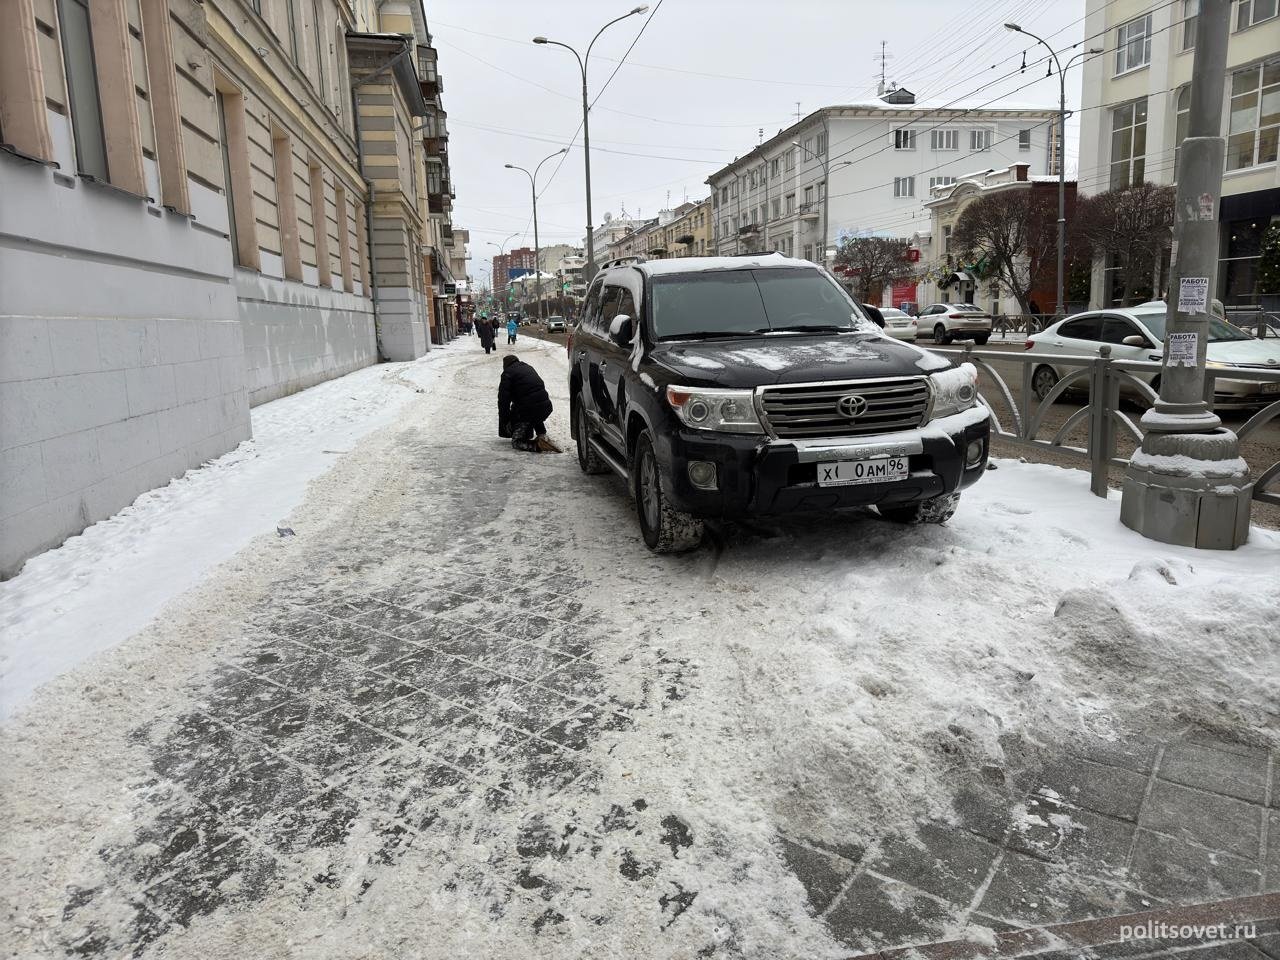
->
[1133,310,1255,343]
[650,267,864,338]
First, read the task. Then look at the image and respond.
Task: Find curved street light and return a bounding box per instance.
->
[505,148,568,321]
[1006,23,1103,319]
[534,5,649,279]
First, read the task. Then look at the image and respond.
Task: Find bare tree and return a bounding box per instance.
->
[832,237,914,302]
[951,189,1057,316]
[1074,182,1175,306]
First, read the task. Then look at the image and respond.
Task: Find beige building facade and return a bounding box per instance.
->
[0,0,459,577]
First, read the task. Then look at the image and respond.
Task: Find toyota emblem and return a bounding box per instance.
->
[836,394,868,418]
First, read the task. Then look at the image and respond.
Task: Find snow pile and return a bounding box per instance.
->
[0,353,445,718]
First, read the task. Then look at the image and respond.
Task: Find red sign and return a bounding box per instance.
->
[906,248,920,262]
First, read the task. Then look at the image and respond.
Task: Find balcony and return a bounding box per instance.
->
[737,223,761,235]
[417,45,441,96]
[798,202,820,219]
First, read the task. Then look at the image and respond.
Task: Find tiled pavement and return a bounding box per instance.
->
[13,347,1280,958]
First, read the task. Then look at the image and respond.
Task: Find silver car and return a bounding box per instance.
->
[1025,304,1280,409]
[546,316,567,333]
[918,303,992,345]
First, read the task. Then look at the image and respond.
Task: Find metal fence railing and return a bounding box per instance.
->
[935,344,1280,510]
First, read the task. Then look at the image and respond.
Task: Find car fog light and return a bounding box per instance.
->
[688,460,718,490]
[965,439,984,467]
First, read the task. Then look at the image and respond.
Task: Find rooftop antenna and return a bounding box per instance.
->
[874,41,894,95]
[666,189,671,208]
[794,101,802,122]
[758,127,764,144]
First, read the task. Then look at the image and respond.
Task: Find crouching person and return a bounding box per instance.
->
[498,355,561,453]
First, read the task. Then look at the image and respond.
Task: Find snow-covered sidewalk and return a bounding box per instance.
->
[1,335,1277,959]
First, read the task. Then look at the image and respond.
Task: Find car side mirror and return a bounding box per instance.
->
[1122,335,1151,347]
[610,314,634,346]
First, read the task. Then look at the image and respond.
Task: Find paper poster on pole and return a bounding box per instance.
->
[1167,331,1198,367]
[1178,276,1209,314]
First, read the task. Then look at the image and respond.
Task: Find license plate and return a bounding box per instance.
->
[818,456,909,487]
[1263,382,1280,394]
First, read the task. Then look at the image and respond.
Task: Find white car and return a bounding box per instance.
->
[879,307,919,341]
[545,316,567,333]
[918,303,992,345]
[1025,303,1280,409]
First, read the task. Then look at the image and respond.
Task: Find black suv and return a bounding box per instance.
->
[569,254,990,552]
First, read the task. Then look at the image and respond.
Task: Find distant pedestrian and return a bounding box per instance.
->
[507,317,518,345]
[477,314,496,354]
[498,355,560,453]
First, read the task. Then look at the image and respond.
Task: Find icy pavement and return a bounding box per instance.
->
[1,336,1278,959]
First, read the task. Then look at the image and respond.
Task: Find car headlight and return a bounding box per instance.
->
[666,386,764,434]
[929,363,979,419]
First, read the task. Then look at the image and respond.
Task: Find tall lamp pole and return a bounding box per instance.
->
[792,138,851,267]
[506,148,568,321]
[534,5,649,282]
[1005,24,1101,319]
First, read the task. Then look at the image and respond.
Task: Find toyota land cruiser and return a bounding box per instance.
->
[569,254,990,552]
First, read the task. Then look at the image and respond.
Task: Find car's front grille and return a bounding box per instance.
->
[758,377,931,439]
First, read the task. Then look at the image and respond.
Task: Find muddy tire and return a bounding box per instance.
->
[934,324,952,345]
[879,493,960,525]
[633,430,704,553]
[574,394,609,475]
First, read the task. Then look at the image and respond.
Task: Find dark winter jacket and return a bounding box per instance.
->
[498,359,553,434]
[477,320,496,348]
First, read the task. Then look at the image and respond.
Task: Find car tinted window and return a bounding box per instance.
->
[600,285,623,330]
[1101,316,1141,344]
[651,267,859,338]
[581,280,604,334]
[617,287,638,322]
[1059,316,1102,341]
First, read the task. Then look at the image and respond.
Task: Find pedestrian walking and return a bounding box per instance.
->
[506,316,518,345]
[497,355,561,453]
[477,314,496,354]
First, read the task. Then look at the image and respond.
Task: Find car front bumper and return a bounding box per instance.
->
[658,405,991,519]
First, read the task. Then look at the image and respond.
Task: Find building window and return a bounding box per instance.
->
[894,128,916,150]
[931,129,958,151]
[720,219,728,238]
[970,129,992,151]
[929,176,957,189]
[817,180,825,199]
[1183,0,1199,49]
[759,203,766,222]
[816,131,827,155]
[1174,85,1191,178]
[1237,0,1278,30]
[217,86,259,269]
[1018,128,1032,151]
[804,136,814,156]
[1115,14,1152,74]
[893,176,915,198]
[271,126,303,280]
[803,185,813,206]
[311,0,326,101]
[1109,98,1148,189]
[286,0,301,64]
[771,197,780,219]
[802,243,813,261]
[56,0,108,180]
[1226,60,1280,171]
[943,224,952,254]
[785,148,795,171]
[770,157,779,178]
[1221,217,1269,299]
[720,186,728,203]
[785,193,795,214]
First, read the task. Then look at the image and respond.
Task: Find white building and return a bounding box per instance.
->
[1077,0,1280,306]
[705,88,1059,268]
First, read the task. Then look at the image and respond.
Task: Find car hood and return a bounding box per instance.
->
[1205,337,1280,366]
[649,332,950,387]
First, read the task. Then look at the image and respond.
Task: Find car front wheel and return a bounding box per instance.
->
[879,493,960,525]
[633,430,704,553]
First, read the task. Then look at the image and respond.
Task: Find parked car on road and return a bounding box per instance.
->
[879,307,918,342]
[546,316,567,333]
[919,303,992,345]
[1025,303,1280,409]
[568,254,991,552]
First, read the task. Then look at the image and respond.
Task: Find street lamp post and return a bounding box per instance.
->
[1005,24,1102,319]
[792,138,851,267]
[506,148,568,322]
[488,232,519,308]
[534,5,649,281]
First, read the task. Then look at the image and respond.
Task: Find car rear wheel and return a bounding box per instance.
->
[574,394,610,475]
[633,430,704,553]
[1032,365,1060,401]
[879,493,960,525]
[934,323,952,345]
[973,334,990,346]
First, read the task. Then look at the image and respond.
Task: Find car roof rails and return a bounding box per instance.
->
[597,255,647,271]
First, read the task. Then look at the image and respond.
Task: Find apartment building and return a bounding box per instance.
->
[652,198,713,258]
[0,0,457,577]
[1078,0,1279,306]
[538,243,579,274]
[706,89,1058,264]
[492,247,536,302]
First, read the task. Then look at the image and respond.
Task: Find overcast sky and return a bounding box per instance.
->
[430,0,1088,286]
